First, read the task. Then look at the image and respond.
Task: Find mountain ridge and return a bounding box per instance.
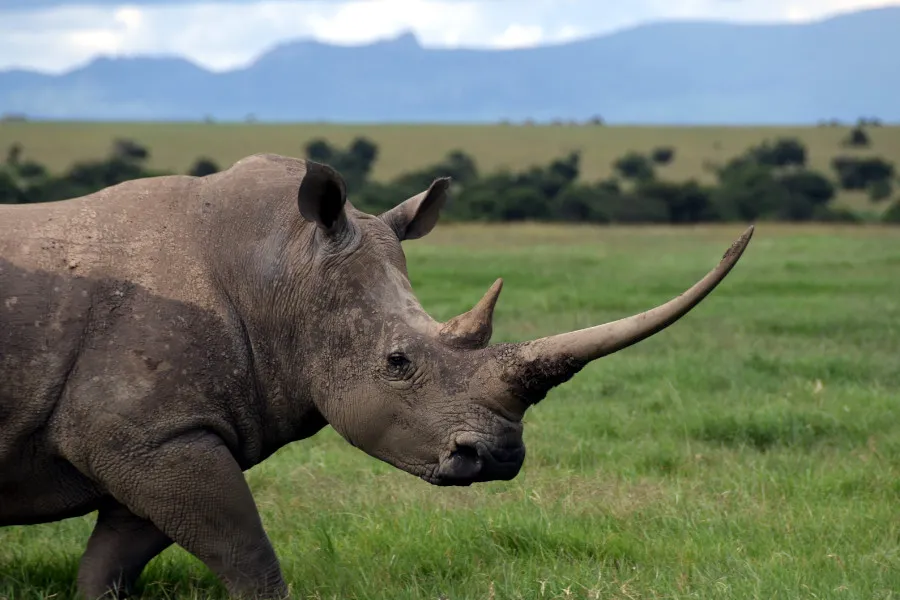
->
[1,6,898,124]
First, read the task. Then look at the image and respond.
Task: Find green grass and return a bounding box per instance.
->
[3,223,900,599]
[1,122,899,211]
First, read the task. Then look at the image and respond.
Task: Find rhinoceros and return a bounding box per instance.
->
[0,153,753,598]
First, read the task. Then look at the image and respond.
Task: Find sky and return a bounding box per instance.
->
[1,0,899,73]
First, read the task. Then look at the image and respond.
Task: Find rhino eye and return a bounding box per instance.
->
[387,352,411,370]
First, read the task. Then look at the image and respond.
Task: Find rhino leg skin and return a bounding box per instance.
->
[76,501,173,599]
[85,436,288,599]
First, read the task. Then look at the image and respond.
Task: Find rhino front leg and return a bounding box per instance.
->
[90,434,288,599]
[77,500,173,599]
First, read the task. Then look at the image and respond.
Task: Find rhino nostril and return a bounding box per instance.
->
[450,444,481,465]
[435,441,525,485]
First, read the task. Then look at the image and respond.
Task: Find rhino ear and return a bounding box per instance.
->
[379,177,450,241]
[298,160,349,234]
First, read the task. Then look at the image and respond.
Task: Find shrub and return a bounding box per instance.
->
[0,170,24,204]
[650,146,675,165]
[112,138,150,162]
[882,200,900,223]
[188,157,220,177]
[843,126,870,147]
[633,180,716,223]
[553,184,611,223]
[832,156,894,190]
[867,179,892,202]
[304,138,334,163]
[748,137,807,168]
[713,162,787,221]
[614,152,655,182]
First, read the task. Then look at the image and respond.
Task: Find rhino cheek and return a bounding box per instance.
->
[321,383,440,473]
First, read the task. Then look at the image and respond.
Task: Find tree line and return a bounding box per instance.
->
[1,131,898,224]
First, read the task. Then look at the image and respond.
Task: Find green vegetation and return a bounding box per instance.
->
[3,124,900,223]
[2,224,899,599]
[2,121,900,215]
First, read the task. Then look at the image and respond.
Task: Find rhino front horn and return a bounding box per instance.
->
[439,278,503,349]
[499,226,754,405]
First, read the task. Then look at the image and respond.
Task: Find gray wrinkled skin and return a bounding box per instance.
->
[0,152,751,599]
[0,154,550,599]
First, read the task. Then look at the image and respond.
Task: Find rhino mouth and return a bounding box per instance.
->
[426,440,525,486]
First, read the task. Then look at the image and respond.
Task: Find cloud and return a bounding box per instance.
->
[0,0,259,6]
[301,0,485,46]
[1,0,899,73]
[491,24,545,48]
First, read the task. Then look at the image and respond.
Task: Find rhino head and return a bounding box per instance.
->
[257,159,753,487]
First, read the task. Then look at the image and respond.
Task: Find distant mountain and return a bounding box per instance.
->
[1,7,899,124]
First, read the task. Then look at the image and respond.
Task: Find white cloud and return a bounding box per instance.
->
[1,0,899,73]
[114,5,142,29]
[491,24,545,48]
[303,0,485,46]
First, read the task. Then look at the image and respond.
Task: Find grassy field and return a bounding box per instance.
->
[2,223,900,599]
[1,122,899,212]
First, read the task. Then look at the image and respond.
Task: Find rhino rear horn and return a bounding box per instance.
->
[379,177,451,241]
[298,160,349,235]
[439,278,503,349]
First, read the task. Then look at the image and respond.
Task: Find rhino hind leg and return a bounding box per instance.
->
[76,501,173,599]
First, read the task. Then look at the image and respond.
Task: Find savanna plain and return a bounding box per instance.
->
[2,122,900,213]
[2,222,899,599]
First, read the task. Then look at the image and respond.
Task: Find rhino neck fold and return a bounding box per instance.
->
[200,218,331,458]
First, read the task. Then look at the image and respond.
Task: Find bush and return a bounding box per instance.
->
[650,146,675,165]
[605,193,670,223]
[16,160,47,180]
[304,137,378,190]
[832,156,894,190]
[0,170,24,204]
[449,180,506,221]
[883,200,900,223]
[5,143,22,166]
[778,170,836,207]
[66,158,146,189]
[713,162,788,221]
[442,150,479,185]
[391,150,479,194]
[3,134,898,225]
[354,181,407,215]
[843,126,870,147]
[348,138,378,168]
[305,138,334,163]
[553,184,611,223]
[614,152,655,182]
[496,186,552,221]
[112,138,150,162]
[867,179,892,202]
[188,157,220,177]
[748,137,807,168]
[633,180,716,223]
